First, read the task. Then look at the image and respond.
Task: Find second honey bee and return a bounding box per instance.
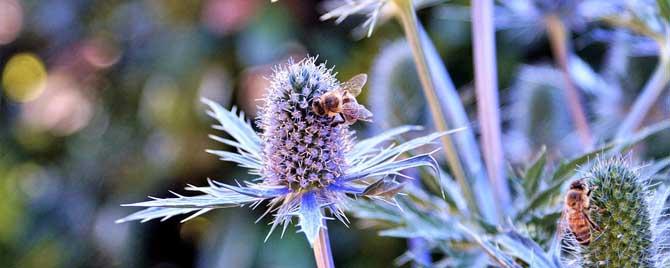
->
[560,179,600,245]
[311,73,373,125]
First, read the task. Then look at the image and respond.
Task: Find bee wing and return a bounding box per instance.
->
[341,73,367,97]
[556,208,571,241]
[357,104,373,121]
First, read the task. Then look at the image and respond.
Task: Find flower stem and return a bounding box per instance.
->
[545,14,593,149]
[313,223,335,268]
[470,0,511,215]
[391,0,490,221]
[616,42,670,139]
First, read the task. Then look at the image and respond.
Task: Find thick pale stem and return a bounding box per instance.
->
[391,0,488,220]
[313,224,335,268]
[545,14,594,149]
[616,44,670,139]
[470,0,510,214]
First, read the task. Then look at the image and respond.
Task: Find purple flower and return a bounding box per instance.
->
[117,56,454,245]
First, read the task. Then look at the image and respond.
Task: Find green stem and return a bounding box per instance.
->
[392,0,493,221]
[616,40,670,139]
[312,222,335,268]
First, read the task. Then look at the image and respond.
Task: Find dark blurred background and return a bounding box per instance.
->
[0,0,664,267]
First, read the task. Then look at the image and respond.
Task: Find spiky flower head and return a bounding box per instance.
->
[117,56,448,245]
[258,57,349,190]
[566,156,670,268]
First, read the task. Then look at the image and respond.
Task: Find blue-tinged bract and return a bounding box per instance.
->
[117,56,448,245]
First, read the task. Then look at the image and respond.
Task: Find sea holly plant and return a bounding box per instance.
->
[117,57,451,267]
[347,121,670,267]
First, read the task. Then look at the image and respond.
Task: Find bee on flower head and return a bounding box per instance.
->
[311,73,373,125]
[559,179,601,245]
[117,56,447,246]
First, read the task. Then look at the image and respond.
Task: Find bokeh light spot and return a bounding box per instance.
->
[0,0,23,45]
[201,0,259,35]
[20,72,94,136]
[81,36,122,69]
[2,53,47,102]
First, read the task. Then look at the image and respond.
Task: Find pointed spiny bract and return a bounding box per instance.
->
[581,157,655,268]
[258,57,352,191]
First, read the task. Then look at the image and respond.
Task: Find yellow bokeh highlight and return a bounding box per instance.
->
[2,53,47,102]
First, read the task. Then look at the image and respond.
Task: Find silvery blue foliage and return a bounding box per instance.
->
[367,40,436,266]
[117,57,448,245]
[322,0,501,224]
[320,0,443,37]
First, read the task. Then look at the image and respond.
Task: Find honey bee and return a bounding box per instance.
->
[559,179,600,245]
[311,74,373,125]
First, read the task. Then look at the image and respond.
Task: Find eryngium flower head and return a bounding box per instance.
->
[566,156,670,267]
[117,56,451,245]
[258,58,348,190]
[581,157,654,267]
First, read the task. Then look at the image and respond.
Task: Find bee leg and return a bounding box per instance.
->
[586,184,599,198]
[342,113,356,125]
[582,210,602,232]
[331,114,345,125]
[589,203,607,215]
